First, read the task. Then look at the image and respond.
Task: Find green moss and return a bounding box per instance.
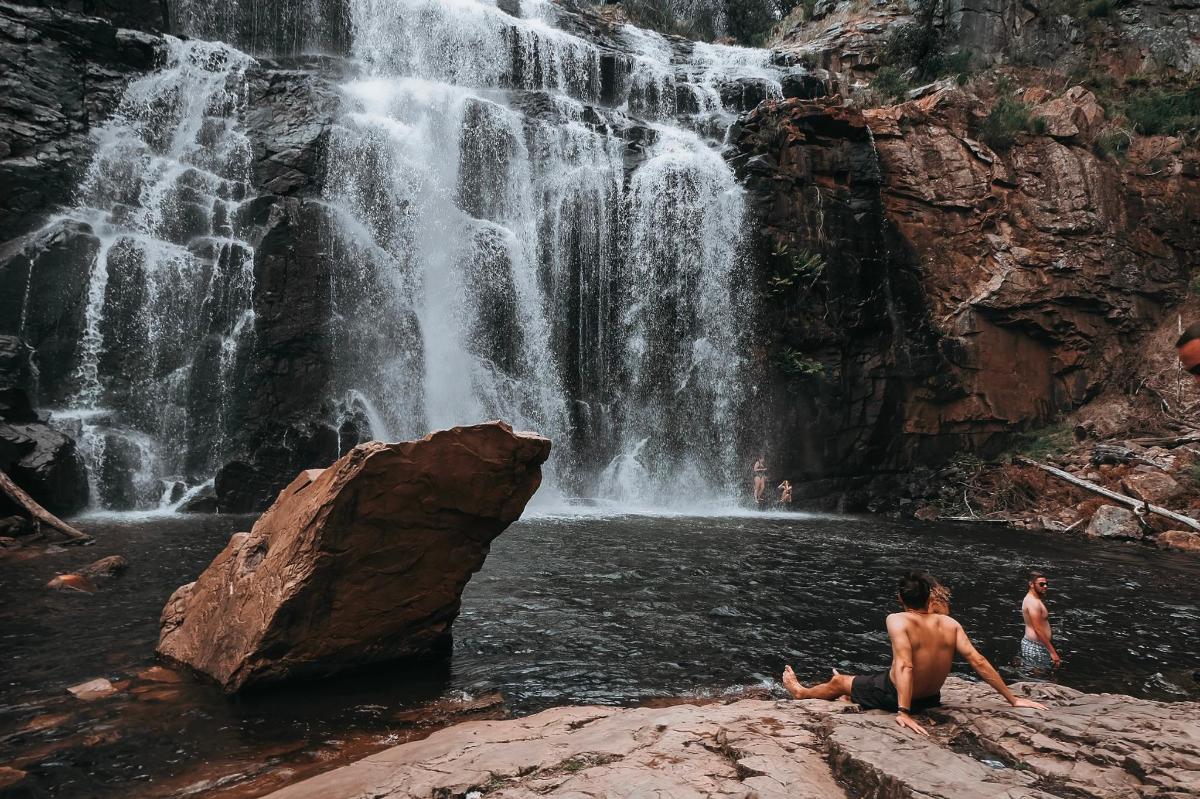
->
[1014,423,1075,461]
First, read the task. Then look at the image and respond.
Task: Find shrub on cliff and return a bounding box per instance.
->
[979,95,1044,150]
[883,2,972,83]
[1124,85,1200,136]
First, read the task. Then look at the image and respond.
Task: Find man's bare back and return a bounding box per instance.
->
[782,571,1048,736]
[885,611,958,699]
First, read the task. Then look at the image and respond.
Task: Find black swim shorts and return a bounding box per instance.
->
[849,670,941,712]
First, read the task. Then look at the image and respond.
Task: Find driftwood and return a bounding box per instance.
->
[0,470,91,544]
[1125,433,1200,449]
[938,516,1012,524]
[1015,456,1200,533]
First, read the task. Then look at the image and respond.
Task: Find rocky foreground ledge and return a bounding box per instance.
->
[264,678,1198,799]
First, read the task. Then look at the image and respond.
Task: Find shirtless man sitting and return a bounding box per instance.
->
[781,571,1048,735]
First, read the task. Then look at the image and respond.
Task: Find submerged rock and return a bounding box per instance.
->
[157,422,550,692]
[261,678,1199,799]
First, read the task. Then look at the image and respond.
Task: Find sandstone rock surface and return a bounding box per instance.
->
[263,678,1199,799]
[1120,470,1182,506]
[1157,530,1200,553]
[1086,504,1144,539]
[157,421,550,692]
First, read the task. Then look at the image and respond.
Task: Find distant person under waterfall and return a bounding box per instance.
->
[1020,571,1060,670]
[752,456,768,505]
[777,480,793,506]
[781,571,1047,736]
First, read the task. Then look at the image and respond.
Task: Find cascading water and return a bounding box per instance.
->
[41,38,257,510]
[324,0,782,506]
[21,0,787,511]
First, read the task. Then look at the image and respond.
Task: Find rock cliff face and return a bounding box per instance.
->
[157,421,550,692]
[0,335,87,515]
[735,87,1200,498]
[261,678,1200,798]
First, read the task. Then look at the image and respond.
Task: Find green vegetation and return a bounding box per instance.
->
[979,93,1046,150]
[1013,422,1075,461]
[618,1,801,47]
[871,66,910,102]
[879,1,973,85]
[775,348,824,377]
[1084,0,1115,17]
[1091,128,1132,160]
[1124,85,1200,136]
[767,244,826,295]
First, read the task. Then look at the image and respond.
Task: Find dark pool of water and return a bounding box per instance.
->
[1,511,1198,797]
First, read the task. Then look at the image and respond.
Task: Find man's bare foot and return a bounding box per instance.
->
[782,665,808,699]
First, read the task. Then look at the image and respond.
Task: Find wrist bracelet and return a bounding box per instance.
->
[897,707,912,714]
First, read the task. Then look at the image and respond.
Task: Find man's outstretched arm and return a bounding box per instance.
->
[954,624,1048,710]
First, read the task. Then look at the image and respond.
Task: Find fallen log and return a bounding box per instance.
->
[1014,456,1200,533]
[0,470,92,545]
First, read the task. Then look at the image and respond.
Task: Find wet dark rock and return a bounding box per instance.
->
[211,197,343,514]
[178,484,218,514]
[244,63,341,197]
[780,69,834,100]
[0,514,30,535]
[0,335,88,515]
[0,2,159,244]
[0,223,98,398]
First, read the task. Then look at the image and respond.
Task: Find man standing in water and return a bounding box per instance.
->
[1021,571,1060,670]
[781,571,1047,735]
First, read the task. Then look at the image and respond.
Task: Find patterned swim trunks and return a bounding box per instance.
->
[1020,637,1054,670]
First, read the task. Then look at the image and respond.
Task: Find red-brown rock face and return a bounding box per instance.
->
[733,89,1200,494]
[156,421,550,693]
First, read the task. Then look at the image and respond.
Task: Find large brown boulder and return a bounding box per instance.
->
[156,421,550,692]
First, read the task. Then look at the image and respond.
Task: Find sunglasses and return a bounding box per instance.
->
[1035,581,1048,587]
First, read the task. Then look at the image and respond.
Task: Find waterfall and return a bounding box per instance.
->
[326,0,778,505]
[24,0,787,511]
[47,38,256,510]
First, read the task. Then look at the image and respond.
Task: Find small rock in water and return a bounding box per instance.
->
[67,677,117,701]
[708,605,742,618]
[46,573,96,592]
[0,766,28,791]
[137,665,183,683]
[78,554,129,578]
